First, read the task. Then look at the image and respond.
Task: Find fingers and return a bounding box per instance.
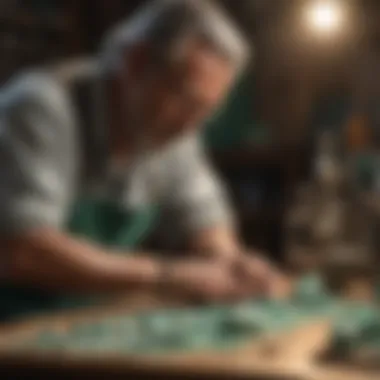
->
[171,255,282,304]
[233,254,280,298]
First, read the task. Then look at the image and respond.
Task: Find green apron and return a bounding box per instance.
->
[0,199,159,321]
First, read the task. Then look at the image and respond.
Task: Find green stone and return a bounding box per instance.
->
[293,274,328,300]
[358,320,380,347]
[32,331,67,350]
[187,332,218,350]
[330,333,354,358]
[219,305,269,341]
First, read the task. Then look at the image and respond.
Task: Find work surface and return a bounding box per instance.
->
[0,275,379,379]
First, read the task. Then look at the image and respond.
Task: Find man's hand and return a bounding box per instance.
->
[159,254,283,303]
[162,259,247,303]
[188,227,283,298]
[232,253,283,298]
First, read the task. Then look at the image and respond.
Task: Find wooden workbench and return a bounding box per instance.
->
[0,289,378,380]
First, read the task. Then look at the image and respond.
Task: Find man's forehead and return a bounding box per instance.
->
[179,40,234,79]
[162,43,235,99]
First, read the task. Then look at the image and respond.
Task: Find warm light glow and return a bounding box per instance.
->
[306,1,345,35]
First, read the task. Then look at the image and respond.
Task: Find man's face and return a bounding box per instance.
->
[127,41,236,146]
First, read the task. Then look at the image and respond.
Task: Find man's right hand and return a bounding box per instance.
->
[161,260,246,303]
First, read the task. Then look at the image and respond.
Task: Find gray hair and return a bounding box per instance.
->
[100,0,251,75]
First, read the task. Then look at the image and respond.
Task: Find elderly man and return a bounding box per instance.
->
[0,0,277,320]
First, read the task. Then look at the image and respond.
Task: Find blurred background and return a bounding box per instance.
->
[1,0,380,268]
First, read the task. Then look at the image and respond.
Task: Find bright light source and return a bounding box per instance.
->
[306,1,345,35]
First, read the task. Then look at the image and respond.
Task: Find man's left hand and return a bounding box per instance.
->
[231,253,283,298]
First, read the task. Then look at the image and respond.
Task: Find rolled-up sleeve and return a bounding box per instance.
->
[164,135,235,235]
[0,74,77,234]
